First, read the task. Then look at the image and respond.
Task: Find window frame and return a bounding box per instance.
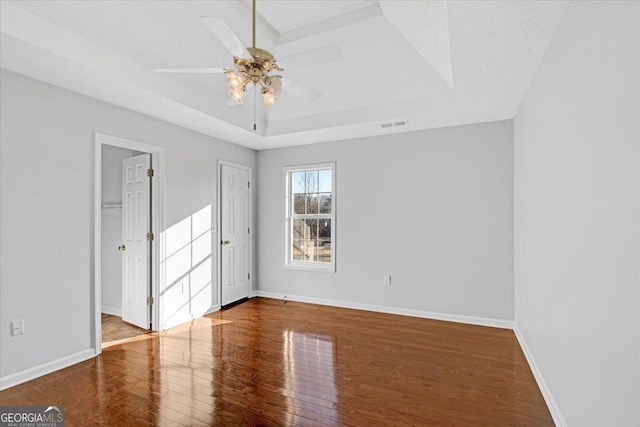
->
[283,163,336,272]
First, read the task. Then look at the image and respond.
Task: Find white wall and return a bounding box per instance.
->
[100,145,141,315]
[258,120,514,322]
[514,2,640,426]
[0,70,256,384]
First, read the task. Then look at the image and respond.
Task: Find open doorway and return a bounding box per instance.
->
[94,133,164,353]
[100,145,148,344]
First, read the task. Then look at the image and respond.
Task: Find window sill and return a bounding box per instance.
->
[283,263,335,273]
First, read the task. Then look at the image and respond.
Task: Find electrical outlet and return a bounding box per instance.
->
[11,319,24,336]
[383,276,391,286]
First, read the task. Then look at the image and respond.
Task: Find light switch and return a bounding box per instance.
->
[11,319,24,336]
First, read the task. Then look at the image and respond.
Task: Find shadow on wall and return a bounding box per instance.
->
[160,205,214,328]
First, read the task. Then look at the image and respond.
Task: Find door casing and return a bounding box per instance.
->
[217,160,253,307]
[93,133,165,355]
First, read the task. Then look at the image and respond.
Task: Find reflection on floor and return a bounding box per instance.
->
[101,313,148,344]
[2,299,554,426]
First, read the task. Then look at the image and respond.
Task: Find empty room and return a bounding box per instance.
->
[0,1,638,426]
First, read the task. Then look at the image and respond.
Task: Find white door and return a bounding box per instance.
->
[121,154,151,329]
[220,164,251,306]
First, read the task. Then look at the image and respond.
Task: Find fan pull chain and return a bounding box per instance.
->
[253,86,257,131]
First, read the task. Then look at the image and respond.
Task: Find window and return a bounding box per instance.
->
[284,163,335,271]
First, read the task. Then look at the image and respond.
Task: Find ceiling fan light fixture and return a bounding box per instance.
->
[262,88,277,107]
[222,0,287,107]
[228,87,245,104]
[154,0,326,110]
[264,75,282,96]
[227,72,247,90]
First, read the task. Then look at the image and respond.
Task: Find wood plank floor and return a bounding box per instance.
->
[0,298,554,426]
[101,313,150,344]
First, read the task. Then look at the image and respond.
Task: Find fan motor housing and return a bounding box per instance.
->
[247,47,273,61]
[234,47,282,77]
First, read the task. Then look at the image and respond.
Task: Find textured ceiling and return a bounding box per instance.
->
[0,1,569,150]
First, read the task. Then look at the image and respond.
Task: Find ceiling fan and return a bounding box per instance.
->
[154,0,341,107]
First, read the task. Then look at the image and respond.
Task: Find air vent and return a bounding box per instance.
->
[381,120,409,129]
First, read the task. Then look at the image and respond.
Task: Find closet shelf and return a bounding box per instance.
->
[102,203,122,211]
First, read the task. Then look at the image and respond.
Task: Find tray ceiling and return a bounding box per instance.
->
[0,1,568,150]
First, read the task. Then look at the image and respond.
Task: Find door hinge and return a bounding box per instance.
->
[248,181,250,188]
[248,227,250,234]
[147,232,154,241]
[248,273,250,280]
[147,168,154,178]
[147,296,154,305]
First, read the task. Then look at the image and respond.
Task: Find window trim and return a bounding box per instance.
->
[283,162,336,272]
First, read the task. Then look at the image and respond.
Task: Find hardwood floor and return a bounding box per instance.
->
[101,313,149,345]
[0,298,553,426]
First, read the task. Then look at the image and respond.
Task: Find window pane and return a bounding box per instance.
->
[318,219,331,239]
[304,240,317,262]
[306,171,319,193]
[317,240,331,263]
[293,219,306,240]
[292,172,305,193]
[319,193,332,214]
[319,170,332,192]
[317,219,331,263]
[292,240,305,261]
[292,239,318,262]
[293,194,305,214]
[305,218,318,239]
[306,194,319,214]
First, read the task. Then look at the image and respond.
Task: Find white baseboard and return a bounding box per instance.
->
[101,306,122,317]
[0,349,95,391]
[249,290,259,298]
[254,291,514,329]
[514,326,566,426]
[204,304,221,316]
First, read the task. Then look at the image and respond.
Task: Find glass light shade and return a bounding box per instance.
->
[262,89,277,107]
[264,75,282,95]
[228,87,245,104]
[227,72,246,90]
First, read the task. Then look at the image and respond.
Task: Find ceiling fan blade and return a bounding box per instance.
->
[281,77,322,102]
[278,44,343,69]
[200,16,252,59]
[154,68,226,74]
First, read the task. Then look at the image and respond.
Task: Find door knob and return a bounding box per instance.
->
[118,244,126,251]
[222,240,230,245]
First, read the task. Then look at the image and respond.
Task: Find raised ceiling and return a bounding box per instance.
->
[0,1,568,150]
